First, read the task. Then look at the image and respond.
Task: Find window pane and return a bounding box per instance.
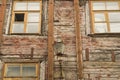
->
[95,23,107,33]
[108,12,120,22]
[22,65,36,76]
[12,23,24,33]
[28,13,40,22]
[94,13,105,21]
[93,2,105,10]
[28,2,40,10]
[26,23,39,33]
[22,78,37,80]
[14,2,27,10]
[15,13,24,22]
[6,65,20,76]
[106,2,119,10]
[110,23,120,32]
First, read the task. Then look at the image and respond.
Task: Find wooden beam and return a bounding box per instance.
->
[47,0,54,80]
[0,0,6,45]
[111,51,115,62]
[74,0,83,79]
[30,47,34,59]
[85,48,89,61]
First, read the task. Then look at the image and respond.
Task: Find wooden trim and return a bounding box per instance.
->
[85,48,89,61]
[38,62,40,80]
[111,51,115,62]
[89,0,94,33]
[1,63,5,80]
[47,0,54,80]
[0,0,6,44]
[74,0,83,79]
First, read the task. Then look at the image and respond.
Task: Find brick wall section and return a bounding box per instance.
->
[1,35,47,57]
[54,1,78,80]
[1,0,120,80]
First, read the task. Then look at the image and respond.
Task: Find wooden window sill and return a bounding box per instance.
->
[88,33,120,37]
[9,33,41,35]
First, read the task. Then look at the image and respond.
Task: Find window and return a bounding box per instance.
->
[3,63,39,80]
[10,0,42,34]
[91,1,120,33]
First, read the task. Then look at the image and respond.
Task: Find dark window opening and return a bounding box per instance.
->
[15,13,24,21]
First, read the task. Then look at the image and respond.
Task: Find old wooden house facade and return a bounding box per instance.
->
[0,0,120,80]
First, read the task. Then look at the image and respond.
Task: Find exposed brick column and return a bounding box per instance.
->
[47,0,54,80]
[74,0,83,79]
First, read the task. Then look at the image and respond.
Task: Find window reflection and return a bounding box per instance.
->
[93,2,105,10]
[94,13,105,22]
[22,65,36,76]
[22,78,36,80]
[26,23,39,33]
[108,12,120,22]
[15,2,27,10]
[95,23,107,33]
[13,23,24,33]
[28,13,40,22]
[106,2,119,10]
[110,23,120,32]
[28,2,40,10]
[6,65,20,77]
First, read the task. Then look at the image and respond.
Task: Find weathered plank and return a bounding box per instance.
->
[0,0,6,44]
[47,0,54,80]
[74,0,83,79]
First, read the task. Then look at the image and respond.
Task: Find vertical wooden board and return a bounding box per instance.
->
[47,0,54,80]
[74,0,83,79]
[85,48,89,61]
[0,0,6,43]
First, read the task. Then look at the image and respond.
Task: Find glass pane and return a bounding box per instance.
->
[93,2,105,10]
[108,12,120,22]
[106,2,119,10]
[15,13,24,22]
[95,23,107,33]
[28,13,40,22]
[14,2,27,10]
[28,2,40,10]
[26,23,39,33]
[94,13,105,21]
[22,65,36,76]
[22,78,36,80]
[6,65,20,76]
[110,23,120,32]
[12,23,24,33]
